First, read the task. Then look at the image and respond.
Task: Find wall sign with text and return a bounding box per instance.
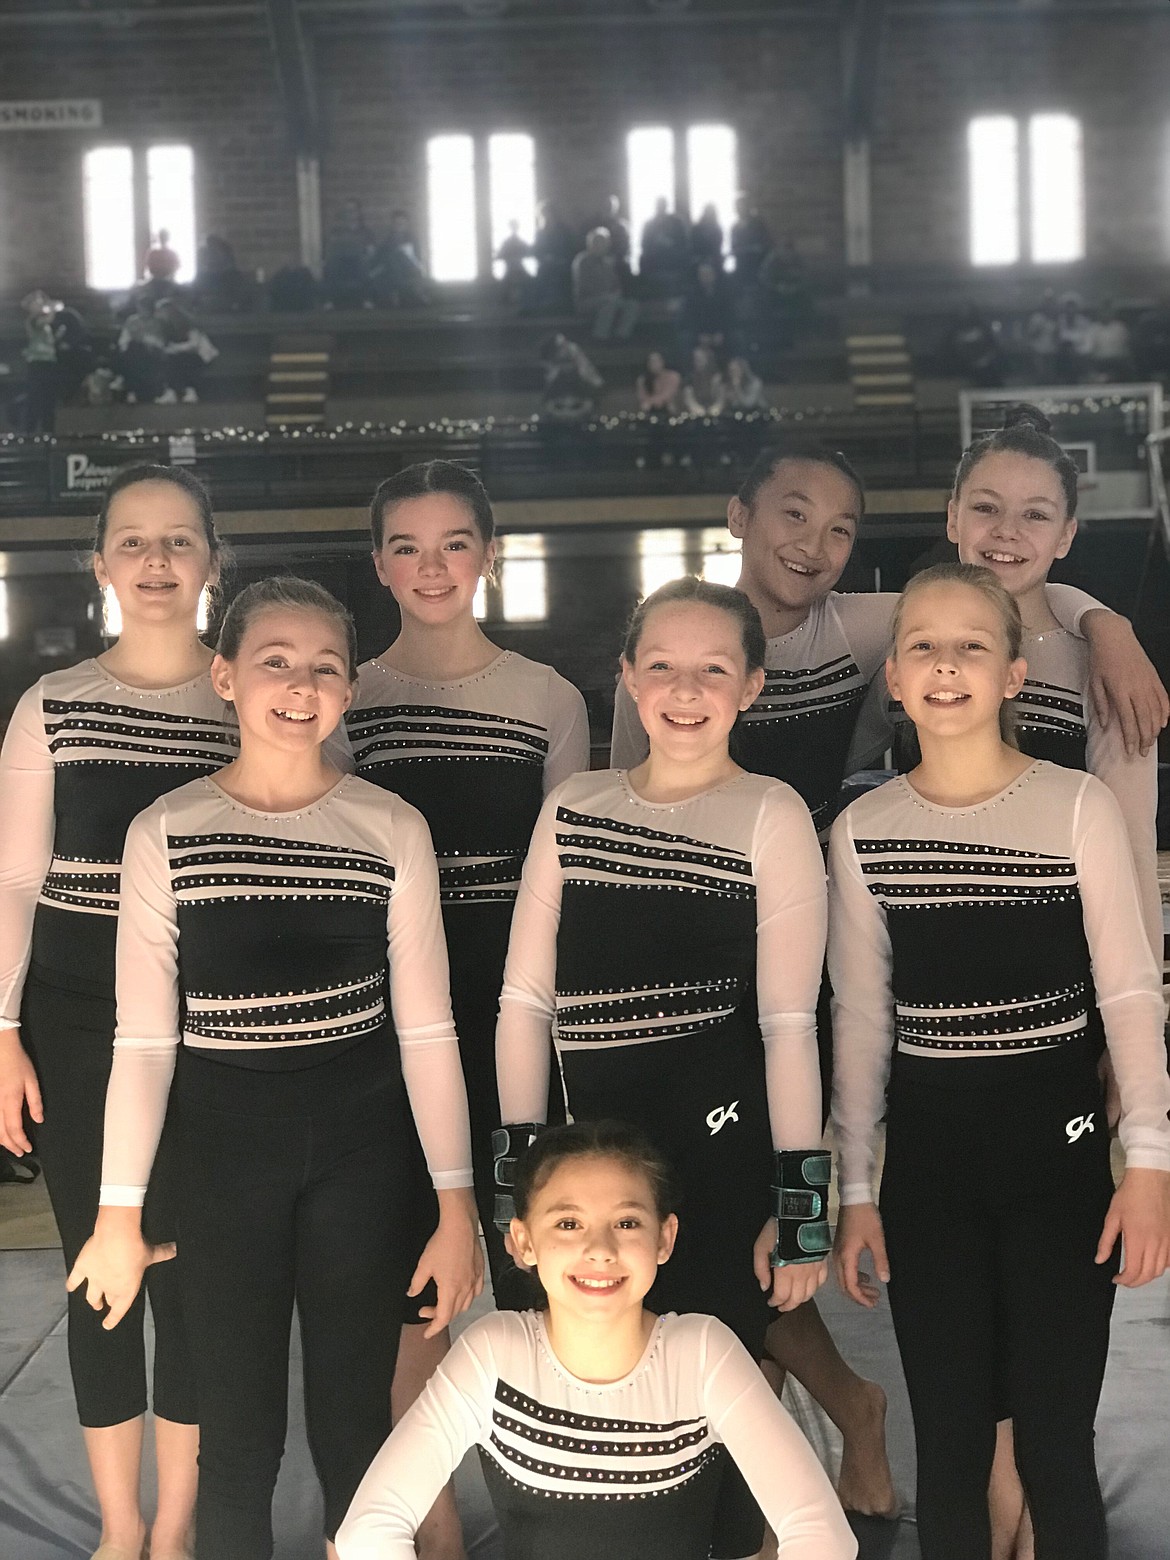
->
[0,100,102,131]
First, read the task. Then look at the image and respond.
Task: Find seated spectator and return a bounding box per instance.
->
[533,199,578,313]
[679,260,734,354]
[194,233,253,312]
[116,301,168,404]
[636,350,682,414]
[947,302,1004,387]
[729,195,772,285]
[690,203,725,269]
[18,290,58,434]
[539,332,604,423]
[725,355,767,412]
[683,345,725,417]
[1025,289,1060,383]
[45,295,94,401]
[323,198,374,309]
[143,228,182,287]
[268,264,320,312]
[638,197,690,296]
[1054,292,1094,384]
[572,228,640,340]
[370,210,430,308]
[1086,304,1133,383]
[595,194,632,281]
[156,299,219,403]
[497,219,534,309]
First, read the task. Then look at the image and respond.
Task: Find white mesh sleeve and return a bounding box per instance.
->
[1084,712,1161,962]
[1045,583,1103,636]
[700,1316,857,1559]
[845,665,896,776]
[836,591,898,679]
[544,671,591,792]
[0,686,56,1029]
[1073,777,1170,1171]
[609,679,650,769]
[387,802,473,1189]
[100,802,182,1204]
[496,790,564,1124]
[753,786,827,1150]
[335,1321,496,1559]
[827,810,895,1204]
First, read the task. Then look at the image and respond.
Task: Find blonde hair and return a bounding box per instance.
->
[891,561,1023,746]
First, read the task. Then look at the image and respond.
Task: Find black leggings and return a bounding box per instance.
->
[21,966,195,1428]
[881,1041,1118,1560]
[173,1037,413,1560]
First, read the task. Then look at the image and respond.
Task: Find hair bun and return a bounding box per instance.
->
[1001,401,1052,436]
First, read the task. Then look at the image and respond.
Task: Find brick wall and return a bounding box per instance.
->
[1,10,1169,297]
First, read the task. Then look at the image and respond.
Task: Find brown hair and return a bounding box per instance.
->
[622,575,766,674]
[216,576,358,681]
[952,402,1079,519]
[512,1121,675,1224]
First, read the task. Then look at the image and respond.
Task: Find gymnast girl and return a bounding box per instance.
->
[0,464,237,1560]
[608,439,1165,1523]
[67,576,482,1560]
[829,561,1170,1560]
[496,576,830,1560]
[336,1119,857,1560]
[334,461,588,1557]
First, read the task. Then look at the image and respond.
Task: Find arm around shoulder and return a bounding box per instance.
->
[545,671,591,790]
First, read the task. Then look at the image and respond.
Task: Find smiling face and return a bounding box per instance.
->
[94,480,218,631]
[887,580,1026,743]
[511,1155,677,1321]
[729,458,860,621]
[211,606,353,752]
[372,492,495,628]
[947,449,1076,601]
[622,599,765,765]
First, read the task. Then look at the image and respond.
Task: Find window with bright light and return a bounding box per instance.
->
[627,127,675,269]
[427,135,478,282]
[83,146,136,290]
[473,578,487,620]
[147,144,197,283]
[701,533,742,587]
[639,529,688,598]
[968,116,1020,266]
[102,584,123,637]
[1029,114,1084,263]
[687,125,737,256]
[489,132,537,279]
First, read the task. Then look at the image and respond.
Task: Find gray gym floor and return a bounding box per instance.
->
[1,1246,1166,1559]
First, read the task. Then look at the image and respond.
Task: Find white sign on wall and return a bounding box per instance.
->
[0,100,102,131]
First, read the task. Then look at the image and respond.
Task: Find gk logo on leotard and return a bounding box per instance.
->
[706,1101,739,1136]
[1066,1113,1095,1144]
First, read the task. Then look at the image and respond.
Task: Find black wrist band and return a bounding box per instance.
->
[491,1122,544,1232]
[770,1149,831,1267]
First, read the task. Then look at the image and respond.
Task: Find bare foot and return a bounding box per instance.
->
[836,1378,899,1519]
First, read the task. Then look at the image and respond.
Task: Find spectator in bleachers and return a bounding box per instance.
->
[1086,304,1134,383]
[323,198,375,309]
[597,194,632,280]
[496,220,534,310]
[690,203,725,269]
[729,194,772,285]
[156,299,219,403]
[757,236,812,335]
[370,210,430,308]
[533,199,578,313]
[539,331,604,422]
[682,344,726,417]
[1025,289,1060,384]
[572,228,640,340]
[678,259,734,356]
[946,302,1004,388]
[115,300,168,404]
[1054,291,1094,383]
[724,354,767,412]
[636,349,682,414]
[18,290,59,433]
[43,294,94,403]
[194,233,253,312]
[143,228,182,289]
[638,197,690,296]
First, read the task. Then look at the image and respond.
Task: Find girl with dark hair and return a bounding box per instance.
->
[0,463,236,1560]
[608,437,1166,1521]
[338,461,588,1558]
[830,562,1170,1560]
[496,577,830,1560]
[68,576,481,1560]
[337,1120,856,1560]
